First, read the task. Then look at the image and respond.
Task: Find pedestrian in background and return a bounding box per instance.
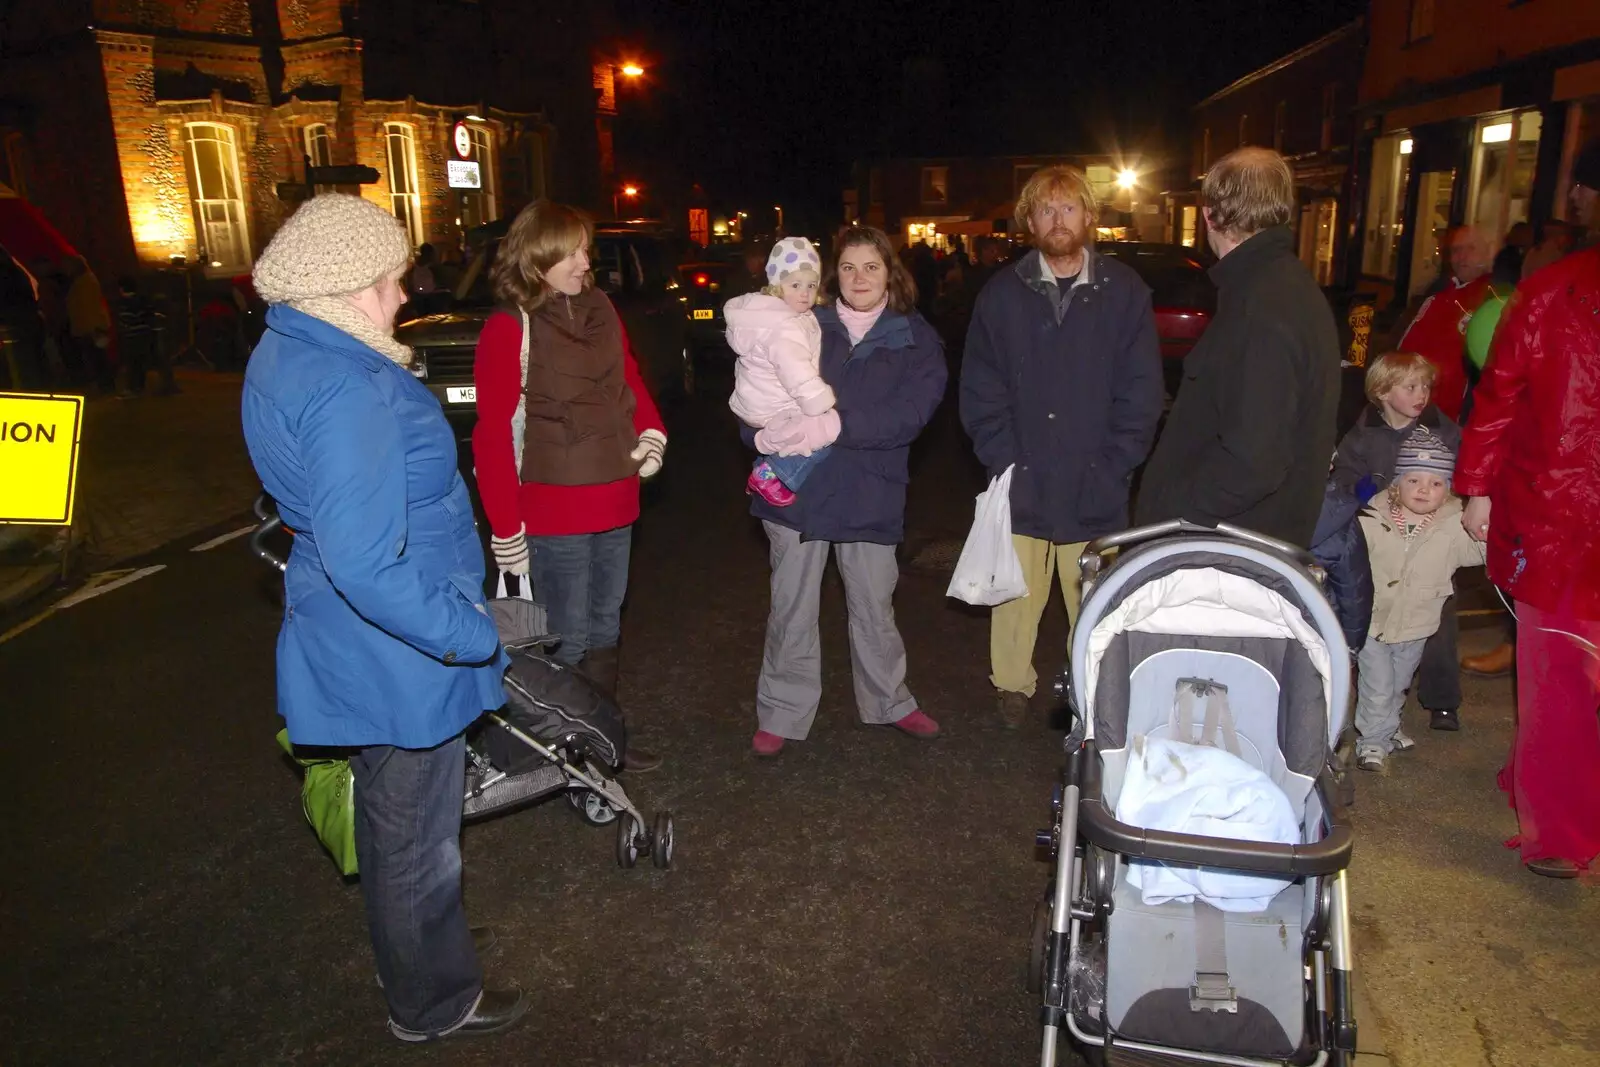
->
[744,225,946,757]
[1137,146,1340,547]
[1518,220,1573,281]
[959,164,1162,728]
[240,194,526,1040]
[471,200,666,772]
[1396,226,1494,422]
[64,254,113,393]
[1455,233,1600,880]
[1354,429,1482,772]
[112,276,167,397]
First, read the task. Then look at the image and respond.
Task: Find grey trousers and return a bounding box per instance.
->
[756,521,918,739]
[1355,636,1427,757]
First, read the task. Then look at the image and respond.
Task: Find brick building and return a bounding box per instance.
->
[846,153,1172,252]
[1178,20,1365,286]
[0,0,616,282]
[1352,0,1600,302]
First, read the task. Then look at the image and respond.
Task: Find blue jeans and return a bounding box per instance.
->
[350,734,481,1034]
[762,445,831,490]
[529,525,633,665]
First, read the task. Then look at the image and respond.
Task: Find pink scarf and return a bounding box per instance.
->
[836,294,887,346]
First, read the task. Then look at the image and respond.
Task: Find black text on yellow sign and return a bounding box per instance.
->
[0,392,84,525]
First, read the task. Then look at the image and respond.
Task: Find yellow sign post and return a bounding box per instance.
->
[0,392,84,525]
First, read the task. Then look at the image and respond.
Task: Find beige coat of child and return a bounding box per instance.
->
[1359,497,1484,643]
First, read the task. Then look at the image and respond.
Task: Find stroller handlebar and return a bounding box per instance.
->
[1074,740,1354,877]
[251,492,288,574]
[1079,520,1324,586]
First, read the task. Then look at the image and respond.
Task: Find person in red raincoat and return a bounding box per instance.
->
[1454,241,1600,879]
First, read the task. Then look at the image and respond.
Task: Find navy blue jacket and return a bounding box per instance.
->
[1310,481,1373,653]
[747,304,947,544]
[959,248,1163,543]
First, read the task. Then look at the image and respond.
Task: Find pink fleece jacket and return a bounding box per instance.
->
[725,293,834,428]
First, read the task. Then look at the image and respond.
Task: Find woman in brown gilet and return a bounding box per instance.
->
[471,201,667,772]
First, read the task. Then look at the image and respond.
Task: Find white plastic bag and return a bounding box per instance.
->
[946,464,1029,607]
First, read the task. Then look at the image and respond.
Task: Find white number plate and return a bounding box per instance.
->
[445,386,477,405]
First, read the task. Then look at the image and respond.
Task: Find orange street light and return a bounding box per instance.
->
[623,185,639,197]
[620,63,645,78]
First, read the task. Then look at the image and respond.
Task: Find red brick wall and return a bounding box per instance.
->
[94,0,256,36]
[277,0,347,41]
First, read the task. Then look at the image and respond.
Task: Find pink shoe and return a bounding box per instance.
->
[746,461,796,507]
[752,730,785,757]
[891,709,941,738]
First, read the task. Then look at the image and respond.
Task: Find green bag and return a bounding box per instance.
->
[276,728,359,876]
[1465,291,1508,371]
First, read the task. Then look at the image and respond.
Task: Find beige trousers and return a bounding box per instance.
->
[990,534,1089,697]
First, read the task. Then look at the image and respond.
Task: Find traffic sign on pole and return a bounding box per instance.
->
[0,392,84,524]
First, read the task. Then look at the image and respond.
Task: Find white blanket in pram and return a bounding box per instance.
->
[1116,736,1299,913]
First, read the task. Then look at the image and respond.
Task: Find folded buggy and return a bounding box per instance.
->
[252,495,673,871]
[1030,521,1354,1067]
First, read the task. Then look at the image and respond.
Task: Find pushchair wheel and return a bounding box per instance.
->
[567,788,620,827]
[616,814,644,868]
[1026,894,1051,994]
[651,812,675,869]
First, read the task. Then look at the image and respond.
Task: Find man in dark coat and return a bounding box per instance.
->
[1137,146,1340,547]
[960,164,1163,727]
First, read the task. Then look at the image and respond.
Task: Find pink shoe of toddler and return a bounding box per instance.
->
[746,460,796,507]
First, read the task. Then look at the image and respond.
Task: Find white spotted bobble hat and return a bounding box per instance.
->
[765,237,821,285]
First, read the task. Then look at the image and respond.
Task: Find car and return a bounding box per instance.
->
[1095,242,1215,400]
[396,221,693,429]
[680,260,733,356]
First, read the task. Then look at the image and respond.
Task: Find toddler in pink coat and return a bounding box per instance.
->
[726,237,837,506]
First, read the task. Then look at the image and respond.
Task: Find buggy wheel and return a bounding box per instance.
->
[1027,894,1051,994]
[616,814,643,868]
[651,812,674,869]
[567,788,620,827]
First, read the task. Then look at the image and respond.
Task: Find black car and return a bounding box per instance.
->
[396,222,693,428]
[680,260,734,357]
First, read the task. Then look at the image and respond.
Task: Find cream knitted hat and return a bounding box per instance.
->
[253,194,415,364]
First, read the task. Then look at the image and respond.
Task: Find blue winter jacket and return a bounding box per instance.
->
[960,248,1163,543]
[747,304,947,544]
[241,306,507,749]
[1310,480,1373,653]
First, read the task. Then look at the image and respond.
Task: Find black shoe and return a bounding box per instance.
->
[389,985,529,1042]
[1429,708,1461,732]
[1526,857,1582,879]
[997,691,1030,730]
[623,745,662,773]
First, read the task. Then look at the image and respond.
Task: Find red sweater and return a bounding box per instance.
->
[471,307,665,538]
[1398,274,1493,421]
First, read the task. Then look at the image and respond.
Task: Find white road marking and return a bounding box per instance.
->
[189,525,256,553]
[0,564,168,645]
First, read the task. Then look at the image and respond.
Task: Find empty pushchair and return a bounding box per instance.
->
[1030,520,1355,1067]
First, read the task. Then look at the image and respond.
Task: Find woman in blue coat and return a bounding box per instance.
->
[241,195,524,1042]
[745,226,948,756]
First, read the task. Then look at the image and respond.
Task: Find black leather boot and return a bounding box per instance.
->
[578,647,662,773]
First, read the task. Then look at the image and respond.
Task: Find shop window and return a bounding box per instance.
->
[303,122,333,192]
[1408,0,1434,42]
[460,124,498,230]
[1361,131,1411,279]
[384,122,423,248]
[1180,205,1198,247]
[181,122,251,273]
[921,166,948,206]
[1467,110,1542,246]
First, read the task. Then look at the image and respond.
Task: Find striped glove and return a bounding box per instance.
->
[630,428,667,479]
[491,526,529,576]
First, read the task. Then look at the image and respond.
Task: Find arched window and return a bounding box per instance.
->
[303,122,333,193]
[384,122,423,247]
[460,124,498,230]
[181,122,250,272]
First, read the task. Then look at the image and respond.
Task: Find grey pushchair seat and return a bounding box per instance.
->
[1034,525,1356,1067]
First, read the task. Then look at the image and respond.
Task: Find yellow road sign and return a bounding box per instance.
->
[0,392,84,525]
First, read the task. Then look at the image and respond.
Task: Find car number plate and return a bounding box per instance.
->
[445,386,476,404]
[692,309,714,320]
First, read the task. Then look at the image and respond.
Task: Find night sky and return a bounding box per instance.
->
[611,0,1365,229]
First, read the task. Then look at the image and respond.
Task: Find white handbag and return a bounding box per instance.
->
[946,464,1029,607]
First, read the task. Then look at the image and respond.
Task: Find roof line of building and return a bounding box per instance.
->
[1355,34,1600,116]
[1193,18,1364,111]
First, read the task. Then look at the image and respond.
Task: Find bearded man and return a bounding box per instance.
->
[960,164,1163,728]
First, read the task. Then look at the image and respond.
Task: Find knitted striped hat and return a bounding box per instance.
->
[1395,426,1455,479]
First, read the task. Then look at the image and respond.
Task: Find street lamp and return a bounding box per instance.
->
[614,184,639,219]
[620,62,645,78]
[1117,168,1138,190]
[775,204,784,233]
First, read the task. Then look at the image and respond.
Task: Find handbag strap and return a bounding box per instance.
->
[511,308,531,471]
